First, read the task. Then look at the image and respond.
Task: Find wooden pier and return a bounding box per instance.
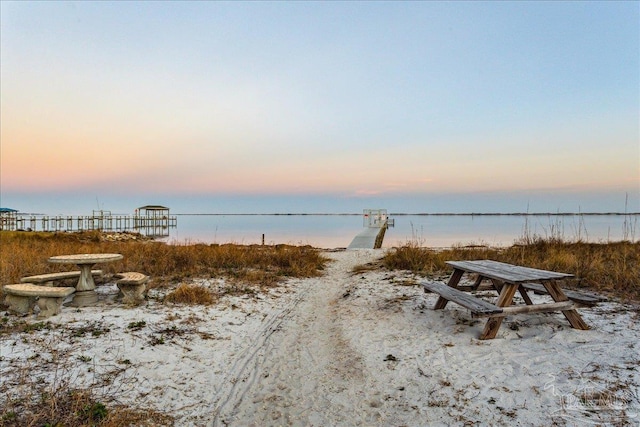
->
[347,226,389,249]
[348,209,394,249]
[0,212,177,238]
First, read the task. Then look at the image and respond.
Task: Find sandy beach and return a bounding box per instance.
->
[1,249,639,426]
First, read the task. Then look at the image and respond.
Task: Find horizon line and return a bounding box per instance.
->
[172,212,640,216]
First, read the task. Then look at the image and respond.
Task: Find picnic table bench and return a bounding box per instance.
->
[3,283,75,319]
[422,260,598,340]
[422,282,503,316]
[115,272,149,305]
[21,270,103,286]
[520,282,606,306]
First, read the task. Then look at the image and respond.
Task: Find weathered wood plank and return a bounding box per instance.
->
[476,259,573,281]
[542,280,590,330]
[480,283,519,339]
[423,281,503,315]
[518,285,534,305]
[474,301,577,318]
[446,260,573,283]
[521,283,605,306]
[434,268,464,310]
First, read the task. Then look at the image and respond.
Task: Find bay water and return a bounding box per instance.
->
[165,214,638,248]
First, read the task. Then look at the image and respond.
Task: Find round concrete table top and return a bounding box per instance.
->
[48,253,124,264]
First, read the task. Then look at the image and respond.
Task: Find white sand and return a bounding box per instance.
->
[1,249,639,426]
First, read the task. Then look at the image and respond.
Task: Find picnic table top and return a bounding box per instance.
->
[446,259,573,283]
[48,253,123,264]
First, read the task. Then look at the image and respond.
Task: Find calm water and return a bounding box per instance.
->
[164,214,639,248]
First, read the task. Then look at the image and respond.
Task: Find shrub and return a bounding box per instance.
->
[164,284,216,305]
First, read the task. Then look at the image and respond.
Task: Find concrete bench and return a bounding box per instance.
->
[3,283,75,318]
[21,270,103,286]
[520,283,606,306]
[115,272,149,305]
[422,281,503,317]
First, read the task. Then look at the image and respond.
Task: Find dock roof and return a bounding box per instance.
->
[137,205,169,210]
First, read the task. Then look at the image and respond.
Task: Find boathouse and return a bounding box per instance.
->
[134,205,172,237]
[0,208,19,231]
[135,205,170,219]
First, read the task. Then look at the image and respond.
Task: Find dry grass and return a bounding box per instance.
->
[0,387,173,427]
[0,230,328,289]
[164,283,217,305]
[0,328,173,427]
[382,240,640,301]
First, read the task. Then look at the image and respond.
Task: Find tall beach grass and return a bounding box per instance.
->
[382,238,640,301]
[0,231,328,291]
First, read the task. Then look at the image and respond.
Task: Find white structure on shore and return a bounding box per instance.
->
[362,209,395,228]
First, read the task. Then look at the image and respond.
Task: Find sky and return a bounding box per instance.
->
[1,1,639,214]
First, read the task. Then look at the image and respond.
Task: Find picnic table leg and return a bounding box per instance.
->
[490,279,504,293]
[434,268,464,310]
[70,264,99,307]
[76,264,97,292]
[471,275,483,290]
[518,285,534,305]
[480,283,519,340]
[542,280,590,330]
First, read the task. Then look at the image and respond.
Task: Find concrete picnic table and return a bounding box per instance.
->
[48,253,123,306]
[423,259,590,340]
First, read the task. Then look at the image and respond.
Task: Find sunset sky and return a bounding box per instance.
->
[1,1,638,214]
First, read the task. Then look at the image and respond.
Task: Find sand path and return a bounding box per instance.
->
[212,250,385,426]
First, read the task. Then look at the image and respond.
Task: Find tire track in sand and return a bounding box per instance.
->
[212,249,384,427]
[210,283,309,426]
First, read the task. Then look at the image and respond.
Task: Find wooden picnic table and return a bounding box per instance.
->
[424,259,591,340]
